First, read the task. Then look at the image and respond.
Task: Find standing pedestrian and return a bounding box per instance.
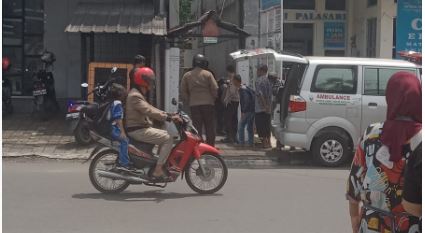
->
[254,64,272,148]
[222,65,240,143]
[215,76,227,135]
[180,54,218,146]
[233,75,255,147]
[129,55,146,82]
[268,72,285,117]
[346,71,421,233]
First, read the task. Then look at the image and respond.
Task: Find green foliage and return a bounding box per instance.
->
[179,0,193,24]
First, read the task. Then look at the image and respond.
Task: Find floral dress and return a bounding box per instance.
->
[346,123,421,233]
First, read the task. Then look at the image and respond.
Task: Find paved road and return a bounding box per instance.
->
[3,159,351,233]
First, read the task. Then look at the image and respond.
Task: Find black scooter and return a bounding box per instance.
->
[66,67,121,145]
[32,51,60,120]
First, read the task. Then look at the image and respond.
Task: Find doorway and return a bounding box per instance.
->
[282,23,314,55]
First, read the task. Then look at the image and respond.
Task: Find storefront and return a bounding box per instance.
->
[2,0,175,112]
[258,0,347,56]
[3,0,45,96]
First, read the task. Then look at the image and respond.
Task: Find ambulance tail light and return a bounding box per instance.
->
[289,95,306,113]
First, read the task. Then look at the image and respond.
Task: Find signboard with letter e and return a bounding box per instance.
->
[396,0,422,55]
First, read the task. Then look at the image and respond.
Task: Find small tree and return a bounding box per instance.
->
[179,0,193,24]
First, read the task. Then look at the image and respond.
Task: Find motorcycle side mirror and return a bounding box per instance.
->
[171,98,177,106]
[81,83,89,88]
[111,67,118,74]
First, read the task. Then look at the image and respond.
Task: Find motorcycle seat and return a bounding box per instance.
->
[80,103,99,116]
[128,137,155,154]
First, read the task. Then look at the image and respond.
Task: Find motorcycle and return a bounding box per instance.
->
[66,67,120,145]
[32,51,59,120]
[84,98,228,194]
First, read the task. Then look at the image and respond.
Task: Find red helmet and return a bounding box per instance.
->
[133,67,155,88]
[2,57,11,71]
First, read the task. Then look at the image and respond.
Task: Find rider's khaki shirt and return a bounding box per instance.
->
[125,88,167,128]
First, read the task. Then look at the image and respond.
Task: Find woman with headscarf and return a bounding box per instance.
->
[346,71,421,233]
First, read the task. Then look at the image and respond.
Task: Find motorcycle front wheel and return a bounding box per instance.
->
[185,154,228,194]
[89,150,129,194]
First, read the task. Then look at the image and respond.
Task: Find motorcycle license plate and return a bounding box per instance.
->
[33,89,47,96]
[66,112,80,119]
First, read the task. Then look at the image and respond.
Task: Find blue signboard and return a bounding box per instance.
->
[396,0,422,54]
[324,22,345,49]
[261,0,280,10]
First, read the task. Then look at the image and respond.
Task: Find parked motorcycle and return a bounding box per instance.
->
[32,51,59,120]
[66,67,120,145]
[84,98,228,194]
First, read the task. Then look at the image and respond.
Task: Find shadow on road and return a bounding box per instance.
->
[72,190,222,203]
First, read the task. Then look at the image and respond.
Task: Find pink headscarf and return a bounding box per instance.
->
[380,71,421,162]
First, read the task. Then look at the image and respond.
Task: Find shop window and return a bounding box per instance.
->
[325,0,346,10]
[311,66,357,94]
[3,18,23,45]
[24,0,44,34]
[367,0,377,7]
[94,34,151,63]
[367,18,377,57]
[364,68,416,96]
[24,36,43,55]
[283,0,315,10]
[3,0,23,17]
[2,0,44,96]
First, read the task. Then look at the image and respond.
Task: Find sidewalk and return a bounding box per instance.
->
[2,114,295,167]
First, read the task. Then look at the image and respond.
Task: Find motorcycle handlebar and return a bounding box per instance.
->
[87,76,123,97]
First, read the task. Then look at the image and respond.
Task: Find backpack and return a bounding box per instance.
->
[244,85,256,104]
[92,101,114,139]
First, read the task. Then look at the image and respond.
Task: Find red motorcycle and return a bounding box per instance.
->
[85,100,228,194]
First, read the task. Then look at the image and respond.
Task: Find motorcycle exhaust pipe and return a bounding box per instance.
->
[96,170,147,183]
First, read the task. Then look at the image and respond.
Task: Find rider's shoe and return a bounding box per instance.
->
[114,164,137,173]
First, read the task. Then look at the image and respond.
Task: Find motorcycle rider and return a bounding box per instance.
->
[125,67,181,179]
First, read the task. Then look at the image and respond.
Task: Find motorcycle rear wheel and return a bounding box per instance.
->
[89,150,129,194]
[185,154,228,194]
[74,121,93,145]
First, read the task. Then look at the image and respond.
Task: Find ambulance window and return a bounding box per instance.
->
[311,66,357,94]
[363,68,378,95]
[363,67,416,96]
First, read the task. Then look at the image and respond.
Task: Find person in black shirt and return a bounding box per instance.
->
[402,142,422,217]
[129,55,146,84]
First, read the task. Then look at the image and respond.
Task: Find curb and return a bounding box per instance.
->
[2,153,282,168]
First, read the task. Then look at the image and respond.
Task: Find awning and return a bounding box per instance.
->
[65,2,167,35]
